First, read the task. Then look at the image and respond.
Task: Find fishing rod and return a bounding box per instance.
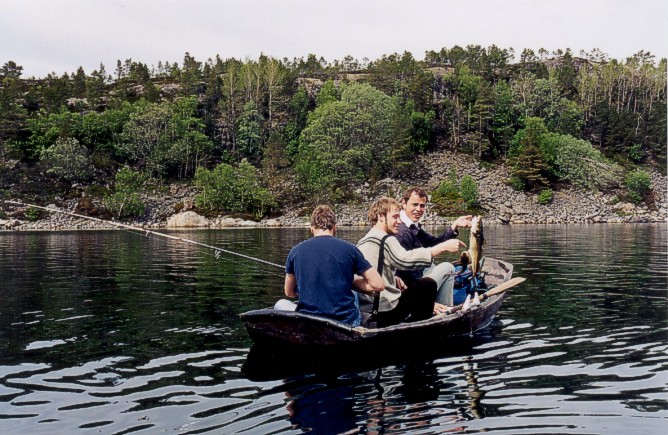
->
[3,200,285,270]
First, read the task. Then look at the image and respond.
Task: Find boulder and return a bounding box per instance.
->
[166,211,209,228]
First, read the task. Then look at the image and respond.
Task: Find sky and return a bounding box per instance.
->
[1,0,667,78]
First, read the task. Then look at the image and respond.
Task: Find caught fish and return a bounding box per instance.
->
[462,216,484,310]
[468,216,484,277]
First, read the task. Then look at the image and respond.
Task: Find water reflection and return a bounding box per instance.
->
[0,224,666,433]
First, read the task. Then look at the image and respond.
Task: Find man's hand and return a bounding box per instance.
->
[443,239,466,253]
[432,239,466,257]
[451,215,473,232]
[433,302,450,315]
[394,276,407,291]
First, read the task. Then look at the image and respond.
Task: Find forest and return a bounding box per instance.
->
[0,45,665,219]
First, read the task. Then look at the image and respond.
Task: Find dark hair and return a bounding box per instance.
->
[367,197,400,225]
[310,205,337,230]
[402,187,428,202]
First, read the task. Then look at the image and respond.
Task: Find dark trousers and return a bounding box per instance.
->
[373,277,437,328]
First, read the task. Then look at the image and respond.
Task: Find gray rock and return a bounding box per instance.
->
[166,211,209,228]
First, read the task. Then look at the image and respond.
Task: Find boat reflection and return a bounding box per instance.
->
[243,333,495,432]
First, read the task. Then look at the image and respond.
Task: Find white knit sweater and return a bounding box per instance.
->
[356,227,433,312]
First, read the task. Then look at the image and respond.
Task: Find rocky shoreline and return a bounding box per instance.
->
[2,151,666,231]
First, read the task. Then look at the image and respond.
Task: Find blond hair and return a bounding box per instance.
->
[310,205,337,230]
[367,197,400,225]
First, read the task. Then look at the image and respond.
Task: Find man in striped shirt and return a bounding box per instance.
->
[356,197,465,327]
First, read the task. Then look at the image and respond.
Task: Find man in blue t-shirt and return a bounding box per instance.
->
[284,205,384,326]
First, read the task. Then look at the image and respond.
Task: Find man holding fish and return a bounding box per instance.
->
[395,187,473,313]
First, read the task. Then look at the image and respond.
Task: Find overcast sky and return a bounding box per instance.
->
[2,0,667,78]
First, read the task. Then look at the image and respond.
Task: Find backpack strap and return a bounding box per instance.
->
[371,235,390,318]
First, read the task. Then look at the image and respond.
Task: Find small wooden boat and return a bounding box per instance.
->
[240,258,523,348]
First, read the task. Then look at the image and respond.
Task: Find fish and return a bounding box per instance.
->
[462,216,484,310]
[468,216,484,277]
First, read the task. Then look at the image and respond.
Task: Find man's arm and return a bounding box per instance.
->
[284,273,297,298]
[431,239,466,257]
[415,215,472,246]
[417,226,458,246]
[352,267,384,294]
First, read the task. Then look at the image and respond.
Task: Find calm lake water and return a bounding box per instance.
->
[1,224,666,434]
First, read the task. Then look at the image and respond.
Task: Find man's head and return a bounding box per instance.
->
[310,205,336,233]
[401,187,428,223]
[368,197,401,235]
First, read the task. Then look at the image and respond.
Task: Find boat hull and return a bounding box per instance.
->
[240,258,514,347]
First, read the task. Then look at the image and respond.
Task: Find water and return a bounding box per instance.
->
[0,224,666,434]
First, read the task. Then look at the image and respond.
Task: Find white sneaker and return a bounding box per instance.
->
[462,295,472,311]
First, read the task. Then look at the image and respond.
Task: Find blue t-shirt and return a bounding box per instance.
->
[285,235,372,325]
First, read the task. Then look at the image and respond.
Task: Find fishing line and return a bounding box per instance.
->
[3,200,285,272]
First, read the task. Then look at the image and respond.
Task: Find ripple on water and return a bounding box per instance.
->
[0,225,666,434]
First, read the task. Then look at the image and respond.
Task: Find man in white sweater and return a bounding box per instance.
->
[357,197,465,327]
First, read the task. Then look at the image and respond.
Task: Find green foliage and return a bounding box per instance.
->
[118,97,213,178]
[295,83,408,202]
[1,61,23,78]
[508,143,548,191]
[629,143,645,163]
[25,207,43,221]
[18,109,78,161]
[236,101,262,162]
[489,81,517,157]
[432,169,479,212]
[507,176,526,191]
[624,170,652,203]
[1,47,665,212]
[433,169,461,204]
[508,117,620,191]
[194,159,275,218]
[509,119,551,185]
[537,189,554,205]
[552,135,622,189]
[103,167,146,218]
[408,107,435,153]
[285,86,312,159]
[369,51,434,111]
[316,79,339,106]
[546,98,583,136]
[459,175,479,207]
[509,117,549,157]
[40,137,93,182]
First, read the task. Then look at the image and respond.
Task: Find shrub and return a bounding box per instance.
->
[25,207,43,221]
[507,176,525,191]
[432,170,479,213]
[40,137,93,182]
[195,159,276,218]
[103,167,146,218]
[460,175,479,208]
[629,144,645,163]
[625,170,652,203]
[433,169,460,203]
[552,135,622,190]
[538,189,554,205]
